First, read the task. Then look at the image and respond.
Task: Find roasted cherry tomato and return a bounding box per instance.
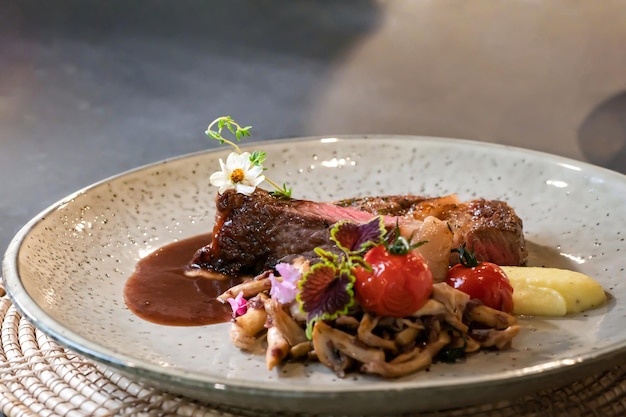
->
[354,245,433,317]
[446,245,514,313]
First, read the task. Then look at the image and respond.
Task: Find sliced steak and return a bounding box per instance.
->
[335,195,528,266]
[335,195,435,216]
[190,189,394,276]
[191,189,527,277]
[441,199,528,266]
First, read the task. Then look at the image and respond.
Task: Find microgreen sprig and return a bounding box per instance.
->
[452,243,480,268]
[206,116,292,199]
[385,222,427,255]
[206,116,252,150]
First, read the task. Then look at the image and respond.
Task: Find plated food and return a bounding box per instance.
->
[124,117,607,379]
[5,124,624,415]
[182,188,523,377]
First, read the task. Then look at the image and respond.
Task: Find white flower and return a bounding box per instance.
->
[209,152,265,195]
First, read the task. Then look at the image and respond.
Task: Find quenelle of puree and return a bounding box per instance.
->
[502,266,607,316]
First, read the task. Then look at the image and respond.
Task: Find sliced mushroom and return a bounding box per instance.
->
[335,315,361,329]
[412,299,446,317]
[185,268,240,281]
[264,298,308,346]
[430,283,470,333]
[312,321,385,365]
[311,322,354,377]
[361,331,451,378]
[229,323,259,351]
[465,336,482,353]
[402,318,425,329]
[357,313,398,352]
[233,305,267,338]
[394,326,421,348]
[217,274,271,302]
[289,341,313,359]
[474,324,521,350]
[432,283,469,310]
[266,326,290,370]
[413,298,468,333]
[388,346,422,365]
[466,304,517,330]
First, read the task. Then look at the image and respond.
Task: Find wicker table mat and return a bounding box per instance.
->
[2,285,626,417]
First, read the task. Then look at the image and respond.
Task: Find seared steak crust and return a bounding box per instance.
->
[192,190,527,277]
[335,195,528,266]
[191,189,388,276]
[335,195,433,216]
[443,199,527,266]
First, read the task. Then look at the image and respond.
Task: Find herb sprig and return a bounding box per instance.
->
[206,116,292,199]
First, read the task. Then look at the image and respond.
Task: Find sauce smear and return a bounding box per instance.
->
[124,234,242,326]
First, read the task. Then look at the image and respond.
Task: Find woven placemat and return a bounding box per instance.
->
[1,284,626,417]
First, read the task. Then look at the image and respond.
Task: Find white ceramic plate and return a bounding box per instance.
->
[3,136,626,416]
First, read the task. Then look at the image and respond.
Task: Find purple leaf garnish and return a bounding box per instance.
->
[297,263,355,338]
[314,247,339,265]
[331,216,386,254]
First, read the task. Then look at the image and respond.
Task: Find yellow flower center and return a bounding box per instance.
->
[230,168,245,183]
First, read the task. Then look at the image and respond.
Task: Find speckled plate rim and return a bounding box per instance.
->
[3,134,626,415]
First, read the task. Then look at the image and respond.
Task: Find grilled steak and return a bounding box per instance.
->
[336,195,528,266]
[190,189,527,277]
[190,189,396,277]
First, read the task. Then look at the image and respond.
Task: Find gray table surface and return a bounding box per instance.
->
[1,1,626,415]
[2,0,626,255]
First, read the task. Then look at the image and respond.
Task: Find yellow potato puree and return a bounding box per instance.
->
[500,266,607,316]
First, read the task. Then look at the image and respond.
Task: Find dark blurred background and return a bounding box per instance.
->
[1,0,625,253]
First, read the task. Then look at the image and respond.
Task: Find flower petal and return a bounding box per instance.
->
[269,273,298,304]
[235,183,256,195]
[209,171,228,186]
[226,291,248,317]
[275,262,302,285]
[225,152,243,168]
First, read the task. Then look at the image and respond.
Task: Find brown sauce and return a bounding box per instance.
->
[124,234,242,326]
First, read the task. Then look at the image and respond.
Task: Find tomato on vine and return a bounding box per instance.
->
[353,227,433,317]
[446,244,514,313]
